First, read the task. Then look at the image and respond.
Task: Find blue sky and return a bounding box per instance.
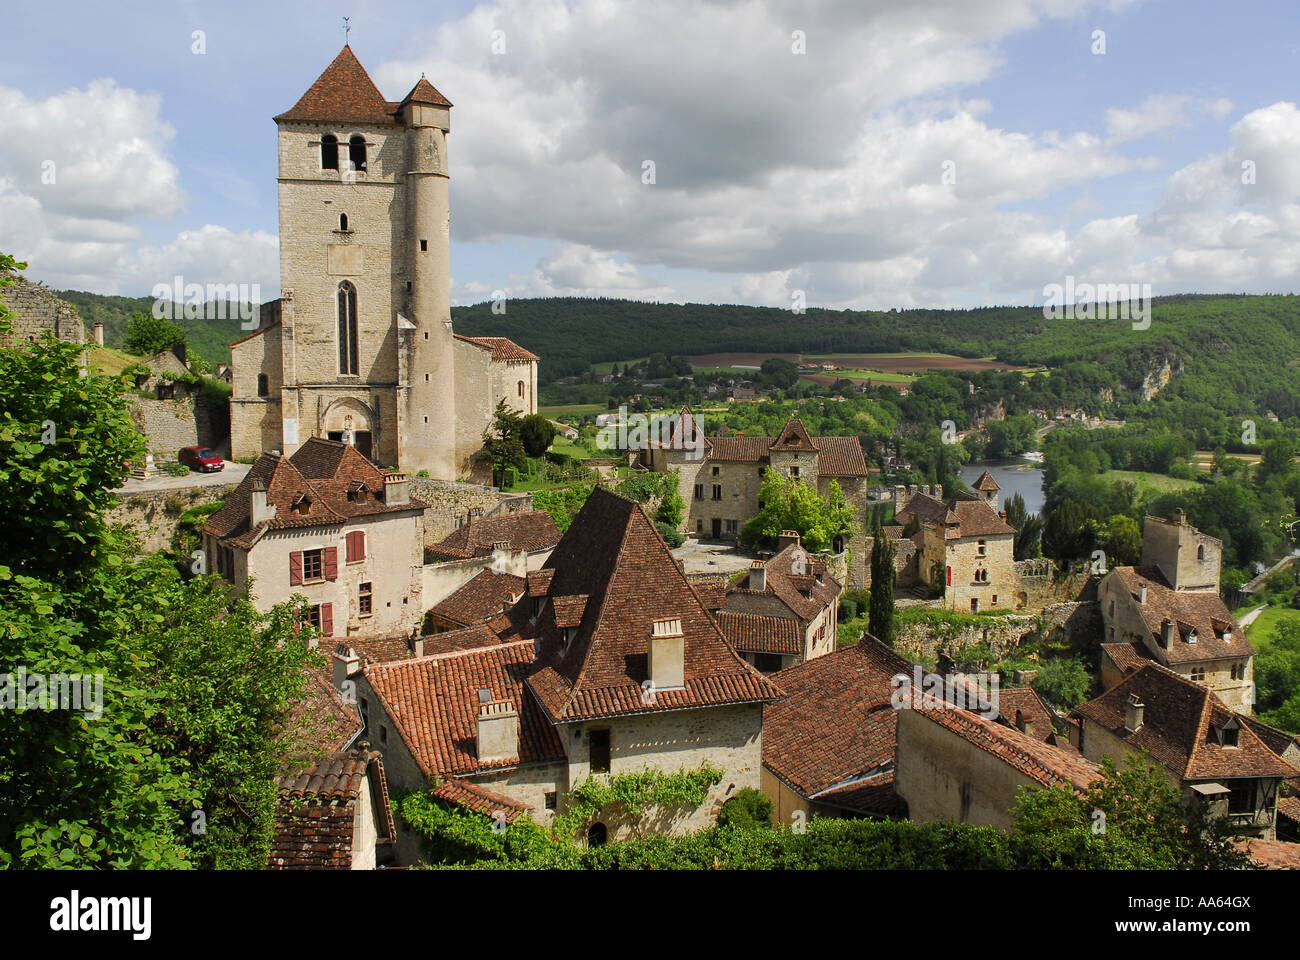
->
[2,0,1299,308]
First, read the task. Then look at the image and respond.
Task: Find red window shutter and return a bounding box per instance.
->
[290,550,303,586]
[356,531,365,561]
[324,546,338,581]
[346,531,356,562]
[347,530,366,563]
[321,603,333,637]
[945,565,952,587]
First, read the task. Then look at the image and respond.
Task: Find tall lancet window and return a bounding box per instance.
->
[337,282,359,375]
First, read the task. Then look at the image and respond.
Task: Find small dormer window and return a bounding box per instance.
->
[293,495,311,515]
[1223,726,1239,748]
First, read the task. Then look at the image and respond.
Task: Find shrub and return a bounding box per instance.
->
[716,788,773,830]
[655,521,685,548]
[839,597,858,620]
[161,462,190,477]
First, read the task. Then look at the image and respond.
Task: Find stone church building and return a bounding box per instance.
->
[231,46,538,480]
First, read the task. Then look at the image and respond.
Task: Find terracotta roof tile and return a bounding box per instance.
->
[1236,838,1300,870]
[430,570,526,627]
[270,749,394,870]
[275,45,399,125]
[430,511,561,560]
[713,610,804,656]
[973,470,1000,492]
[431,779,531,823]
[399,74,452,108]
[1101,640,1151,675]
[1108,567,1253,665]
[453,335,540,362]
[1072,662,1299,781]
[996,687,1055,741]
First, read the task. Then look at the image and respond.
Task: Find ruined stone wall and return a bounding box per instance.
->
[128,396,221,458]
[108,483,239,554]
[0,277,83,348]
[892,601,1100,669]
[405,477,527,545]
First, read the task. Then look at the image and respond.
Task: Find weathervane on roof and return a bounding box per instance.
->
[343,16,351,44]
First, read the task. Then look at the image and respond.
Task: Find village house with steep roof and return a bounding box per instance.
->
[711,531,841,673]
[337,487,785,860]
[894,472,1020,612]
[202,437,427,639]
[1068,662,1299,839]
[1097,509,1254,712]
[229,45,538,479]
[638,408,871,588]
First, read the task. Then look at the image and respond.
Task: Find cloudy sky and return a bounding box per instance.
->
[2,0,1298,309]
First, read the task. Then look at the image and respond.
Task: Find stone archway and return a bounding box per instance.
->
[321,396,378,461]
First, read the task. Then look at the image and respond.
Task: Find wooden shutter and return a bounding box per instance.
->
[321,603,333,637]
[290,550,303,586]
[324,546,338,581]
[346,530,366,563]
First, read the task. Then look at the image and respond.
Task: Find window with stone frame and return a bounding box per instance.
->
[1191,665,1206,682]
[359,581,373,617]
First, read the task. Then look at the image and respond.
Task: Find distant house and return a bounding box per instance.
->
[426,569,526,633]
[713,532,841,673]
[270,748,396,870]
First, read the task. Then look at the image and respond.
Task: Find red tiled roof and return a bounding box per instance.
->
[809,436,869,476]
[202,439,425,548]
[771,418,817,452]
[1236,838,1300,870]
[284,668,364,761]
[275,45,399,125]
[1101,641,1151,676]
[707,436,774,462]
[523,488,784,723]
[812,772,908,818]
[996,687,1055,742]
[429,570,526,628]
[431,779,531,823]
[1107,567,1253,665]
[1072,662,1299,781]
[973,470,1000,492]
[895,493,947,527]
[365,640,565,776]
[453,335,540,362]
[399,74,452,108]
[270,749,394,870]
[762,636,913,799]
[730,542,839,622]
[944,499,1015,538]
[430,511,561,560]
[714,610,803,656]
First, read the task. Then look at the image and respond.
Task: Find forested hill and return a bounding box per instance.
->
[52,289,1300,419]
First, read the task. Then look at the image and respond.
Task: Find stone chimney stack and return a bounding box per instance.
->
[384,471,410,505]
[1161,619,1174,648]
[748,561,767,592]
[331,644,361,692]
[1139,584,1148,604]
[1124,693,1145,733]
[92,322,104,346]
[648,617,685,691]
[251,477,276,526]
[475,690,519,764]
[777,529,801,553]
[1174,507,1186,525]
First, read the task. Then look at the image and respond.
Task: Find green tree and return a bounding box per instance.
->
[1094,514,1142,568]
[741,468,853,552]
[868,525,896,647]
[519,413,557,458]
[1041,498,1103,566]
[122,311,187,357]
[480,399,526,485]
[654,470,684,527]
[1030,658,1092,709]
[716,787,773,830]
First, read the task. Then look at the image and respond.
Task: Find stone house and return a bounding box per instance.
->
[894,697,1100,830]
[201,437,427,639]
[711,532,842,673]
[270,749,396,870]
[1068,662,1299,839]
[640,409,870,587]
[343,487,784,858]
[895,475,1019,612]
[426,510,560,569]
[760,635,913,825]
[125,345,224,458]
[230,45,538,479]
[1098,510,1254,712]
[0,275,83,351]
[425,569,526,632]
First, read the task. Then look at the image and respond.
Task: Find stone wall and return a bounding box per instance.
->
[893,601,1100,669]
[406,477,529,545]
[109,484,239,553]
[0,276,83,348]
[129,396,221,457]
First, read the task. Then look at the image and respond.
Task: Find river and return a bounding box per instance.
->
[961,457,1047,518]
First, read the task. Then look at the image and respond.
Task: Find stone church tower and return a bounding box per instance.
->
[230,46,537,479]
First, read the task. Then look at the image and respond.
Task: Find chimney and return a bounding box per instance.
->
[331,645,360,692]
[1124,693,1145,733]
[1174,507,1186,525]
[383,472,410,505]
[1018,714,1036,739]
[92,322,104,346]
[475,690,519,763]
[934,484,942,500]
[1160,620,1174,648]
[409,635,425,658]
[748,561,767,592]
[777,529,801,552]
[1138,584,1148,604]
[251,477,276,526]
[217,363,228,377]
[648,618,685,691]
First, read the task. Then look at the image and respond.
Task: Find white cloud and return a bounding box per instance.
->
[1105,93,1233,142]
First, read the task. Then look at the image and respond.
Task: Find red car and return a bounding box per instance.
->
[178,446,224,473]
